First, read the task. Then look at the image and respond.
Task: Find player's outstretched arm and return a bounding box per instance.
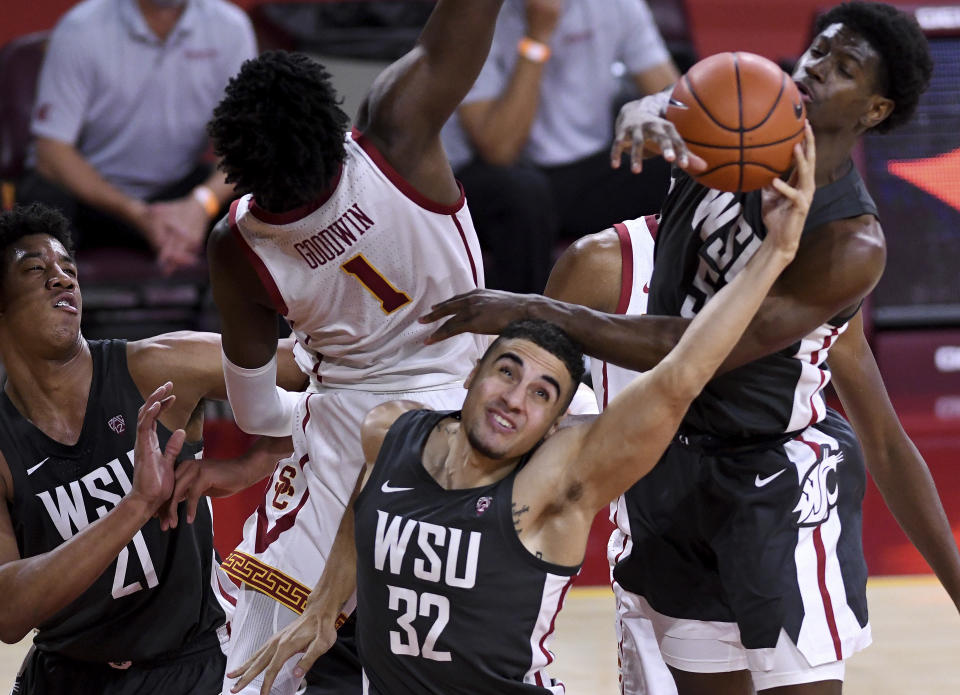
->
[0,384,184,643]
[160,435,294,531]
[227,401,425,694]
[830,312,960,613]
[356,0,503,198]
[571,128,815,511]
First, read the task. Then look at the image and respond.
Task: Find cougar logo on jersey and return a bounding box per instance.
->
[374,510,481,589]
[680,190,762,318]
[793,444,843,527]
[475,496,492,515]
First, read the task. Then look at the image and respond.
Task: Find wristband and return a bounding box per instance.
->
[517,37,551,64]
[192,185,220,219]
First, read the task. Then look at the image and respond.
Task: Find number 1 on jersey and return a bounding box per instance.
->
[341,254,411,314]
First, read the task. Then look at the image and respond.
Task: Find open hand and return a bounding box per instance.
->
[227,602,340,694]
[610,96,707,175]
[131,382,185,512]
[419,289,536,344]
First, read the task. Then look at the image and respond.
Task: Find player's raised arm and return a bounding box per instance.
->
[829,311,960,613]
[356,0,504,198]
[569,129,816,511]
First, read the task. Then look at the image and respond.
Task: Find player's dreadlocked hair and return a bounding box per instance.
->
[816,2,932,133]
[0,204,74,287]
[208,50,350,212]
[483,319,585,409]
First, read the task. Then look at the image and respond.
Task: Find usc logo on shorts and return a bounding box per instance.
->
[272,465,298,510]
[793,444,843,527]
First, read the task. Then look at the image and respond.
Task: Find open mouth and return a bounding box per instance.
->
[488,410,516,432]
[795,81,813,103]
[53,294,78,314]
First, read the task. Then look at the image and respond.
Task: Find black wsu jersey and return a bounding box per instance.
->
[354,410,580,695]
[0,340,224,662]
[648,163,877,439]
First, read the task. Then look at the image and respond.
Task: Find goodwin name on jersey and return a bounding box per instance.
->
[292,203,375,269]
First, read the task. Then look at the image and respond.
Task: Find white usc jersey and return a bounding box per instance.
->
[590,215,657,412]
[230,128,485,391]
[588,216,656,541]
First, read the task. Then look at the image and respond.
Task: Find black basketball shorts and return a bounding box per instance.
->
[12,630,225,695]
[613,409,871,668]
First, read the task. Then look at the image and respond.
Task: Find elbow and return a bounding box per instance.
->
[0,617,30,645]
[659,358,711,407]
[467,131,521,167]
[474,142,520,167]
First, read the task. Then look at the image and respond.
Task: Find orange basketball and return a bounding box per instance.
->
[665,52,806,193]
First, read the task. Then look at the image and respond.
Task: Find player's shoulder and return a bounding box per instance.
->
[126,331,220,386]
[805,214,885,262]
[545,228,623,311]
[361,400,429,462]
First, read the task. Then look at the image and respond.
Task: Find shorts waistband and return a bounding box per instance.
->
[674,428,803,455]
[108,628,223,670]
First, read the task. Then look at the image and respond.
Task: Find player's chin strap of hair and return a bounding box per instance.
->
[222,350,301,437]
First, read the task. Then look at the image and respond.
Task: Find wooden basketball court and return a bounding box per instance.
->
[1,576,957,693]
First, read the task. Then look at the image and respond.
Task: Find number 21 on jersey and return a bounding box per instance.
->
[341,254,411,314]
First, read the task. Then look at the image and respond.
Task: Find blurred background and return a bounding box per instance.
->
[1,0,958,588]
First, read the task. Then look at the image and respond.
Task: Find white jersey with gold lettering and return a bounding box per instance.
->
[222,129,486,695]
[229,128,485,392]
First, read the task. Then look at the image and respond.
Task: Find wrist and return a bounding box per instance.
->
[517,37,551,64]
[119,492,156,523]
[192,185,220,220]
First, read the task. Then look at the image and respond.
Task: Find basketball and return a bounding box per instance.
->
[665,52,806,193]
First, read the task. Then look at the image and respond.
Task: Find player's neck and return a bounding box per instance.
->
[814,133,858,187]
[426,426,520,490]
[1,338,92,445]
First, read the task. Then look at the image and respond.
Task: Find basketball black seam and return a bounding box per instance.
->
[680,124,806,150]
[698,161,789,176]
[749,72,788,131]
[734,52,744,193]
[684,73,734,131]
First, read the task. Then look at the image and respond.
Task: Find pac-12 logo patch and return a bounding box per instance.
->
[476,496,492,515]
[107,415,125,434]
[793,444,843,527]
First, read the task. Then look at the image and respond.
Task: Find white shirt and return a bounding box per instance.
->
[30,0,256,198]
[442,0,671,170]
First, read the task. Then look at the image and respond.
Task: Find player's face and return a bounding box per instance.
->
[0,234,82,350]
[461,339,573,462]
[792,23,892,135]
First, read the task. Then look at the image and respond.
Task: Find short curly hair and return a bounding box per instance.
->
[208,51,350,212]
[0,203,74,287]
[816,2,933,133]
